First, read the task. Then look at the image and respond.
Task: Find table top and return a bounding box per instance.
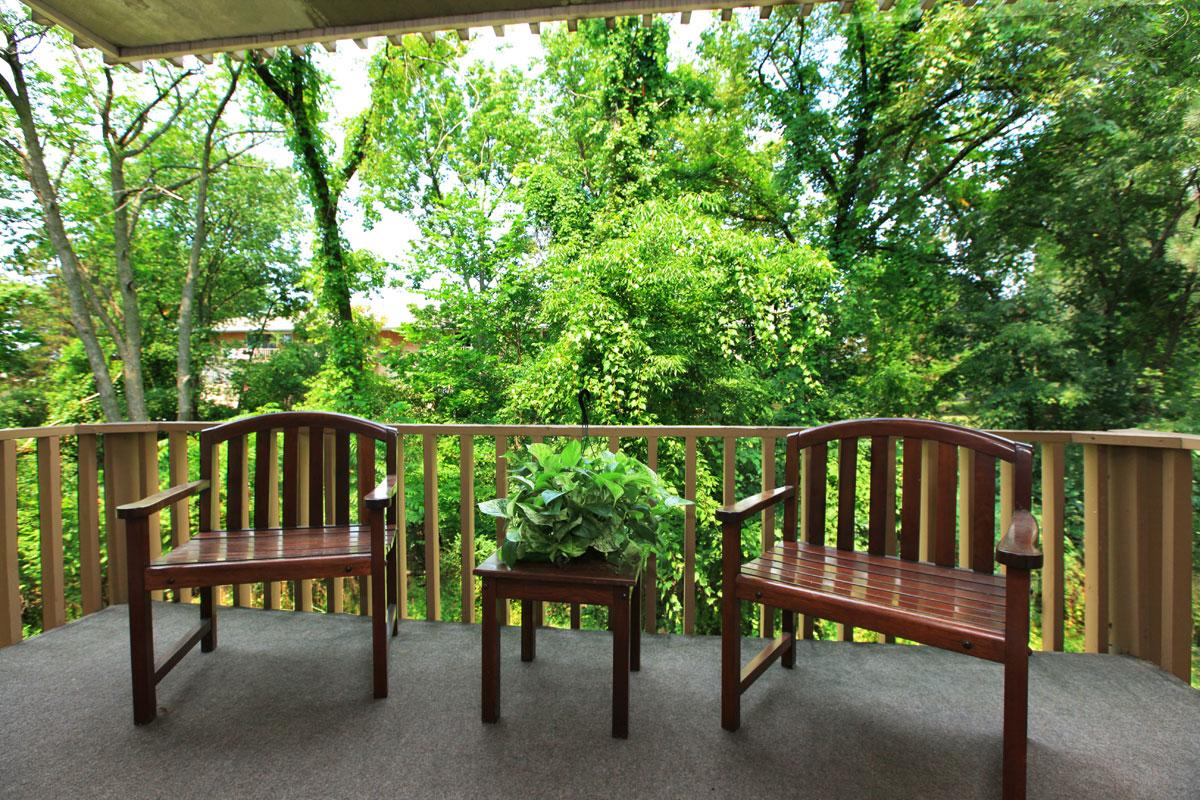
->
[474,552,639,587]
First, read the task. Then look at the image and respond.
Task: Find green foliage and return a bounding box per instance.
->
[479,439,689,566]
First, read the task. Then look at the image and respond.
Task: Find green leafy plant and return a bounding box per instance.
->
[479,439,689,567]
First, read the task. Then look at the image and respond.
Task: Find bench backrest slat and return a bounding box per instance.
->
[867,436,889,556]
[837,438,857,551]
[199,412,398,534]
[783,418,1032,575]
[804,442,827,544]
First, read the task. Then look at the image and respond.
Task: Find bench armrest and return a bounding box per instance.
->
[996,509,1042,570]
[363,474,399,510]
[716,485,795,525]
[117,480,209,520]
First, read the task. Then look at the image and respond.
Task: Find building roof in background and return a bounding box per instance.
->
[216,296,415,334]
[19,0,1014,67]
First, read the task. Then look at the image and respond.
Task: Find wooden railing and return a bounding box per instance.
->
[0,422,1195,682]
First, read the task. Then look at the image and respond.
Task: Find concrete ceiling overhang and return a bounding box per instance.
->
[19,0,1016,66]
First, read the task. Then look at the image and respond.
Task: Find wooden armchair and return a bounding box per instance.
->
[117,411,400,724]
[718,419,1041,800]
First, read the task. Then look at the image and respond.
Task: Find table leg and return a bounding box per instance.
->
[570,603,581,629]
[611,588,629,738]
[482,579,500,723]
[630,583,641,672]
[521,599,536,662]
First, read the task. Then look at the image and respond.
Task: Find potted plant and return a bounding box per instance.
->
[478,439,690,568]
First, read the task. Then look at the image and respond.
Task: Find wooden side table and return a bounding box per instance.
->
[474,552,641,738]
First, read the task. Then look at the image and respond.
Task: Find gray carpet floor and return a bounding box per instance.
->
[1,603,1197,799]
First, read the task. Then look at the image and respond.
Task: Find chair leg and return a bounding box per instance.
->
[372,556,388,699]
[721,591,741,731]
[128,585,156,725]
[200,586,217,652]
[781,609,795,669]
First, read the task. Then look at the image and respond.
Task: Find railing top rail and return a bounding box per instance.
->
[1,421,1198,449]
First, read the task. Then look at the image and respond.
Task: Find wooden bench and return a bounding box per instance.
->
[718,419,1041,800]
[117,411,400,724]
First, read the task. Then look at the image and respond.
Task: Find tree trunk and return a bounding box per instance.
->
[177,65,241,421]
[0,36,124,421]
[108,150,149,421]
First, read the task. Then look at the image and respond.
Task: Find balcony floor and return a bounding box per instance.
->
[1,603,1197,799]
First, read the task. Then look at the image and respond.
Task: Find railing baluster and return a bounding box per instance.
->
[138,433,165,603]
[103,433,142,605]
[1083,444,1108,653]
[77,434,102,614]
[423,433,440,621]
[395,434,408,620]
[530,434,546,628]
[760,436,775,638]
[320,430,342,614]
[1161,449,1193,682]
[1,439,20,645]
[495,435,510,625]
[167,432,192,604]
[957,447,975,570]
[295,429,313,612]
[643,436,658,634]
[460,434,475,624]
[37,436,65,630]
[683,435,697,635]
[1041,442,1065,652]
[918,440,937,562]
[999,459,1015,541]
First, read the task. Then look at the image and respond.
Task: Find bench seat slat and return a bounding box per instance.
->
[740,541,1007,639]
[150,525,397,567]
[753,545,1007,618]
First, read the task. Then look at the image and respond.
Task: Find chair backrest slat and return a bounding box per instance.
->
[334,431,351,525]
[804,442,827,544]
[226,435,246,530]
[784,419,1032,575]
[357,435,376,522]
[934,442,957,567]
[900,437,922,562]
[836,438,857,551]
[972,453,996,573]
[867,436,889,556]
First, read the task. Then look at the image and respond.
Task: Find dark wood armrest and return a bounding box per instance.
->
[363,475,399,510]
[996,509,1042,570]
[716,485,795,525]
[117,480,209,520]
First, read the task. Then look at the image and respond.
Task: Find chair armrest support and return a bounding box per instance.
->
[363,474,399,510]
[996,509,1042,570]
[117,480,209,520]
[715,485,795,525]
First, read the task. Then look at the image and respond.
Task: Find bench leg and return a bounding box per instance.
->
[611,588,629,738]
[372,555,388,699]
[721,591,741,731]
[128,584,156,725]
[781,609,795,669]
[521,599,536,662]
[199,586,217,652]
[1003,570,1032,800]
[481,579,500,723]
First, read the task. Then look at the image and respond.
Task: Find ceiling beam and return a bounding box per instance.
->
[21,0,119,59]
